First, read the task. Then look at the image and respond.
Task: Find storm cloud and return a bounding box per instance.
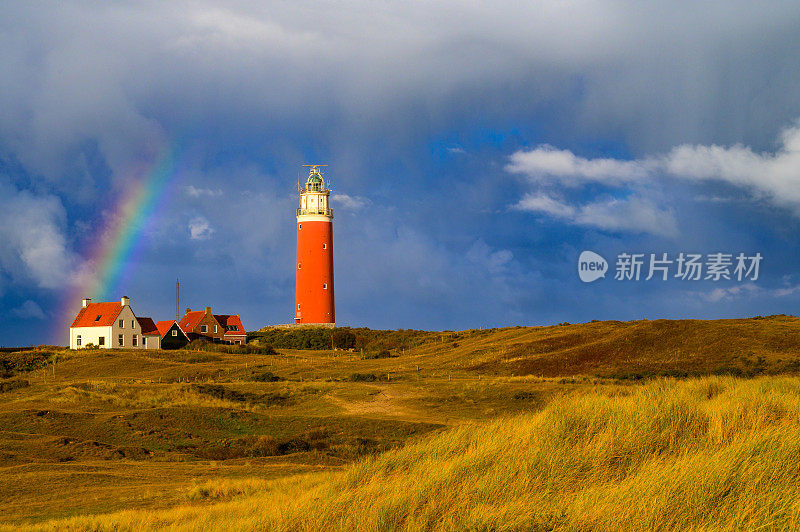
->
[2,1,800,343]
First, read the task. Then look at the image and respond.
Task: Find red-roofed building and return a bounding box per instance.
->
[216,314,246,345]
[69,296,158,350]
[136,317,161,349]
[178,307,246,345]
[156,320,190,349]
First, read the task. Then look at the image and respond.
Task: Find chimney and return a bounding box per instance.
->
[82,298,91,308]
[185,308,191,315]
[121,296,130,307]
[205,306,212,315]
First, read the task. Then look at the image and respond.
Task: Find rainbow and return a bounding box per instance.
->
[51,143,181,343]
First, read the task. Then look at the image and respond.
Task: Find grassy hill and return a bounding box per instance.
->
[26,376,800,530]
[254,315,800,378]
[2,315,800,529]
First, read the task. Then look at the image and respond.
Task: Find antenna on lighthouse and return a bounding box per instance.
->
[175,278,179,321]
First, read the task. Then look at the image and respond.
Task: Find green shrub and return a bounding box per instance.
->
[248,327,435,352]
[0,350,56,375]
[250,370,283,382]
[185,339,277,356]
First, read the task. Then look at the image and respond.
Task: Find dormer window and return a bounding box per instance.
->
[95,315,102,322]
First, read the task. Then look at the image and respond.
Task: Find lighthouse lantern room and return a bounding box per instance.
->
[295,164,335,324]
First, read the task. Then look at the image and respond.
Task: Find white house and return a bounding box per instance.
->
[69,296,158,350]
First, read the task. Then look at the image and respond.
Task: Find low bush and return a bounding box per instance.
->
[190,384,258,402]
[0,379,29,393]
[185,339,277,356]
[362,350,396,360]
[0,350,56,376]
[349,373,377,382]
[249,327,436,352]
[250,370,283,382]
[348,373,390,382]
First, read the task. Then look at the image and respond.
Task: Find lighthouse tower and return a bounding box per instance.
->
[295,165,335,324]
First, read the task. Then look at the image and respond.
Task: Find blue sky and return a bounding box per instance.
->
[2,1,800,346]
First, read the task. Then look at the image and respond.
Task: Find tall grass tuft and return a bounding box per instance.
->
[24,376,800,531]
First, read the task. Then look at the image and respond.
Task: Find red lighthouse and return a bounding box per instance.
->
[295,164,335,324]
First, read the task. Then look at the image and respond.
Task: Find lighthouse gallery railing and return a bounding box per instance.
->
[297,208,334,217]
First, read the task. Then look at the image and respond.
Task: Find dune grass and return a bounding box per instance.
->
[17,375,800,531]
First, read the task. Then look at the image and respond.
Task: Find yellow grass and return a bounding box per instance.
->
[18,375,800,531]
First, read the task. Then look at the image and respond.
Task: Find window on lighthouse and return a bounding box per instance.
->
[298,263,302,269]
[322,243,327,249]
[323,283,328,289]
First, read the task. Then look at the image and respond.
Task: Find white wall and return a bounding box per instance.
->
[70,326,112,349]
[143,335,161,349]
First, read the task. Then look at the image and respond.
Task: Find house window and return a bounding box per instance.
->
[119,334,124,347]
[76,335,82,347]
[119,319,124,328]
[235,340,241,345]
[214,325,218,333]
[322,243,327,249]
[172,330,177,337]
[98,337,105,346]
[131,320,135,328]
[132,335,138,347]
[323,283,328,289]
[201,325,207,333]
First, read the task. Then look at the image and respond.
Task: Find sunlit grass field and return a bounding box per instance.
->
[3,317,800,530]
[14,376,800,531]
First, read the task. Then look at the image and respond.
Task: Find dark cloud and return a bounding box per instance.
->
[2,1,800,343]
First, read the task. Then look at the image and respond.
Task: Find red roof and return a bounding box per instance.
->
[216,314,245,336]
[178,311,208,332]
[156,320,176,337]
[156,320,189,340]
[177,310,245,336]
[137,317,159,335]
[70,302,125,328]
